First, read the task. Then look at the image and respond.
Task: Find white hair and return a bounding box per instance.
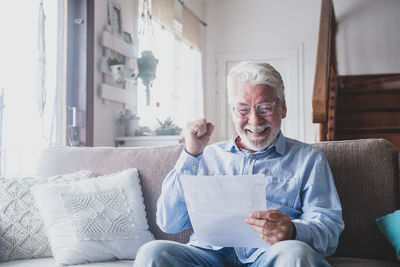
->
[226,61,285,105]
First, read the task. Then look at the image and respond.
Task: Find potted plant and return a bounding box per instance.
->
[107,57,124,66]
[117,109,140,136]
[136,50,159,105]
[155,117,182,136]
[108,57,125,83]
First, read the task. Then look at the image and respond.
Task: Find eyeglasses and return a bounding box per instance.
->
[232,101,277,118]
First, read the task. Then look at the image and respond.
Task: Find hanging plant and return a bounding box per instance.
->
[136,50,158,105]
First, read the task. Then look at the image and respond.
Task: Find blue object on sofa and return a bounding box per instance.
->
[376,210,400,260]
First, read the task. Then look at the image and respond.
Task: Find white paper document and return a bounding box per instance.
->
[181,174,268,248]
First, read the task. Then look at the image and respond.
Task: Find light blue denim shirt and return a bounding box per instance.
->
[156,132,344,263]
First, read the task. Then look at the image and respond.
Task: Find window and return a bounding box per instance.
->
[0,0,64,176]
[137,22,203,131]
[136,0,204,133]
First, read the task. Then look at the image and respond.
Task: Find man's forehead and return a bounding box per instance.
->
[233,83,275,97]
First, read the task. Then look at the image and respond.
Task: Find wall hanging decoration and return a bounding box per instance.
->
[109,0,122,34]
[100,0,138,108]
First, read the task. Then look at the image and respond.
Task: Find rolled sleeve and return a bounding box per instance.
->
[174,148,202,174]
[156,149,202,233]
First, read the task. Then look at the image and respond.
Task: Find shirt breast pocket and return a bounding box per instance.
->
[266,175,298,208]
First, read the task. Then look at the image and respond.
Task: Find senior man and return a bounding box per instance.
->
[134,61,344,267]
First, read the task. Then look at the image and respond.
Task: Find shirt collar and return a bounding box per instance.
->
[224,131,286,155]
[224,134,240,152]
[273,131,286,155]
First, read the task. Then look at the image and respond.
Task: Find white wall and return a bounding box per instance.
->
[334,0,400,75]
[204,0,321,144]
[183,0,206,22]
[93,0,138,146]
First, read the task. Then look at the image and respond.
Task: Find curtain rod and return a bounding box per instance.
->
[177,0,207,27]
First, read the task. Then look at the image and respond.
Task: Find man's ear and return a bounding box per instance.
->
[280,99,287,119]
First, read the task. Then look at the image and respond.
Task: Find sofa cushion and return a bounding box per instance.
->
[31,169,153,265]
[0,170,93,262]
[313,139,399,262]
[36,145,190,244]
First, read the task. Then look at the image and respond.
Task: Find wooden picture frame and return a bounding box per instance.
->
[109,0,122,34]
[123,31,133,44]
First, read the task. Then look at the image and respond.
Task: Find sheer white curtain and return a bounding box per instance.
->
[0,0,62,176]
[173,41,203,128]
[137,22,203,130]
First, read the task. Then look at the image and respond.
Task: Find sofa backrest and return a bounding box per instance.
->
[313,138,399,262]
[36,144,190,244]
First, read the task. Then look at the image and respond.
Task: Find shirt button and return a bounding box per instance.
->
[251,154,255,159]
[191,165,197,170]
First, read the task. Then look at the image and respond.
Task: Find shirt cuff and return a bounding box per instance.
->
[292,219,312,244]
[174,147,202,174]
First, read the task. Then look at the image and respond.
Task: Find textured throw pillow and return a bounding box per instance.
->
[31,168,154,266]
[376,210,400,260]
[0,170,93,262]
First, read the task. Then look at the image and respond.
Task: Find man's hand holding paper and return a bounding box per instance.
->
[181,174,271,248]
[246,209,296,245]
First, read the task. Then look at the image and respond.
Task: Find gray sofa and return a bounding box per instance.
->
[0,138,399,266]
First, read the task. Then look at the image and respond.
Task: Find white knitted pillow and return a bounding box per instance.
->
[31,168,154,266]
[0,170,93,262]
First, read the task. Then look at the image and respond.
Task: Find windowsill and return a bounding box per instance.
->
[115,135,183,147]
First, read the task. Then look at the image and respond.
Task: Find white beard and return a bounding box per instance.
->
[237,122,279,152]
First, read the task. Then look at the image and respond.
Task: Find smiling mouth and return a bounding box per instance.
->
[245,127,270,135]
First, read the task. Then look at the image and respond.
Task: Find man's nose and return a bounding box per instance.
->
[248,108,264,125]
